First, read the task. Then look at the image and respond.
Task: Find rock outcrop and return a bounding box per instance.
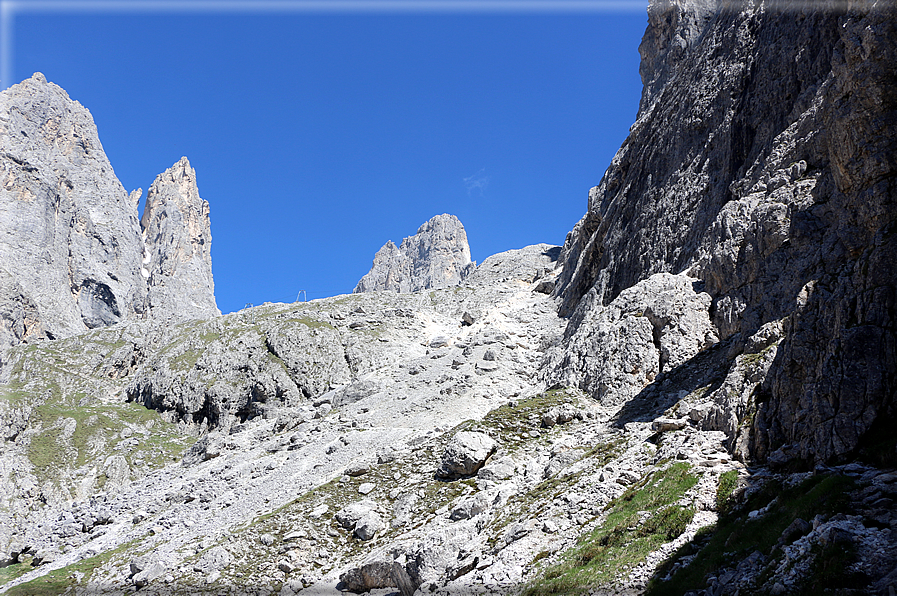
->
[0,73,147,346]
[141,157,219,321]
[354,213,475,293]
[0,74,219,356]
[546,273,719,407]
[552,0,897,465]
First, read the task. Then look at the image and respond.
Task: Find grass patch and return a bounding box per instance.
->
[716,470,738,514]
[523,462,698,595]
[26,399,189,486]
[3,540,135,595]
[465,388,581,453]
[169,348,202,372]
[646,473,856,595]
[0,384,34,407]
[0,562,33,586]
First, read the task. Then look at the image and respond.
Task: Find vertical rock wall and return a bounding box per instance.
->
[553,0,896,464]
[0,73,147,344]
[141,157,219,321]
[0,74,219,357]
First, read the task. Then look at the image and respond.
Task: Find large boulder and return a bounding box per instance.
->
[546,273,718,406]
[436,431,497,479]
[339,560,396,593]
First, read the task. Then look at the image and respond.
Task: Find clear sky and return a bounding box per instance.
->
[6,1,647,313]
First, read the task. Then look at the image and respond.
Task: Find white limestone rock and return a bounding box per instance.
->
[0,73,147,344]
[141,156,219,321]
[436,431,497,479]
[354,214,475,293]
[546,273,718,406]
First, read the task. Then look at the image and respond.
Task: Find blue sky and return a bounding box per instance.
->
[6,1,647,313]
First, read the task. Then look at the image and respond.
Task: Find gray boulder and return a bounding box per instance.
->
[334,500,378,531]
[541,404,584,428]
[192,546,232,575]
[354,214,475,293]
[449,494,490,521]
[353,510,383,541]
[436,431,497,479]
[133,560,167,587]
[339,559,395,592]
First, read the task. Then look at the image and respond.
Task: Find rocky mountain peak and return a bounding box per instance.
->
[0,72,147,347]
[2,6,897,592]
[141,156,219,321]
[0,75,220,358]
[354,213,475,293]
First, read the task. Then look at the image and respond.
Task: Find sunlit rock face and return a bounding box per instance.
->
[354,213,476,294]
[0,72,147,348]
[141,156,219,322]
[553,0,897,464]
[0,74,220,357]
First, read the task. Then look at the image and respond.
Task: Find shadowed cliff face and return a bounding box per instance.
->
[553,0,896,465]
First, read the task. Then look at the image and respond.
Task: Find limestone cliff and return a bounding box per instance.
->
[552,0,897,465]
[354,213,475,293]
[0,73,147,345]
[0,74,219,356]
[141,157,219,321]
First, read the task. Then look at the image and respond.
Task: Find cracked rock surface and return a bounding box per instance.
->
[355,214,476,294]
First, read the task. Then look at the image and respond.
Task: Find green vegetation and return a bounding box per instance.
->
[462,388,582,452]
[740,341,779,367]
[716,470,738,514]
[523,462,698,595]
[0,383,34,407]
[0,562,33,586]
[3,540,135,595]
[646,473,857,596]
[169,348,203,371]
[26,399,189,486]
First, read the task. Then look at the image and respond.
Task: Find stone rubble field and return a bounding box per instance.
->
[3,242,892,595]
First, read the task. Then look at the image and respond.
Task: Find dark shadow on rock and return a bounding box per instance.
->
[611,336,736,429]
[542,246,562,262]
[642,467,890,596]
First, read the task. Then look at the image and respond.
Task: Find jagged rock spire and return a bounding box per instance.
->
[354,214,476,294]
[141,156,219,321]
